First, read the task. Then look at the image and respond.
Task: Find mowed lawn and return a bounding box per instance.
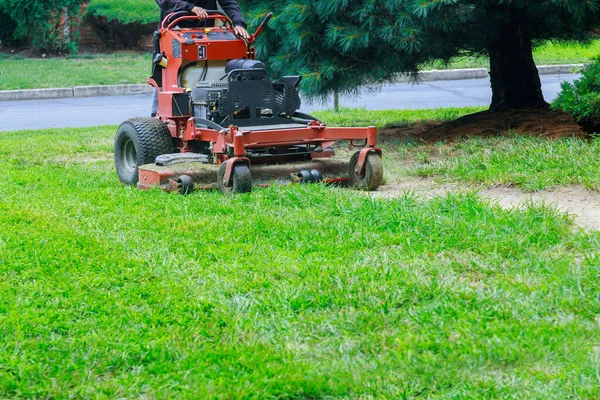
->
[0,53,150,91]
[1,121,600,397]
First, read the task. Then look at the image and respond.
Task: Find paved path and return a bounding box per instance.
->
[0,74,579,132]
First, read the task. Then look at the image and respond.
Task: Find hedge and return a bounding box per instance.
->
[84,0,159,25]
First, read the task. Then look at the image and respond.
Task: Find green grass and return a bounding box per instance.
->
[427,39,600,70]
[0,53,150,90]
[1,121,600,396]
[1,39,598,90]
[314,106,486,129]
[405,135,600,191]
[315,108,596,191]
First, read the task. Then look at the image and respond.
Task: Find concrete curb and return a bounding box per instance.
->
[0,64,585,102]
[73,84,152,98]
[0,84,152,102]
[0,87,76,101]
[537,64,584,74]
[396,68,487,83]
[396,63,584,83]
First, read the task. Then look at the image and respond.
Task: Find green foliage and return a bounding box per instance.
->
[84,0,159,25]
[0,0,84,52]
[0,9,19,46]
[240,0,600,98]
[2,125,600,397]
[553,58,600,125]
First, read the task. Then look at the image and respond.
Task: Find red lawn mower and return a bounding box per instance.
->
[114,11,383,194]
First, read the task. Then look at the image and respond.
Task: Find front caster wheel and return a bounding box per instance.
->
[348,151,383,191]
[176,175,194,195]
[218,161,252,195]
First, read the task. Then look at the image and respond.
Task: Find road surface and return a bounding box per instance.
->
[0,73,579,132]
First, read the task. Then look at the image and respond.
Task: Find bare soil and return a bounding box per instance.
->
[379,108,587,143]
[373,178,600,231]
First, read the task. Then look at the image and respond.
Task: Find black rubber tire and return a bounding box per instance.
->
[218,161,252,195]
[310,169,323,183]
[348,151,384,191]
[114,117,174,185]
[177,175,194,195]
[296,170,313,184]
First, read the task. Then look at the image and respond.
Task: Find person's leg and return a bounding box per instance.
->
[151,88,158,117]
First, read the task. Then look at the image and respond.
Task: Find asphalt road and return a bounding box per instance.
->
[0,73,579,132]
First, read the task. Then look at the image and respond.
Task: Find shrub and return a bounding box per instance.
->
[553,58,600,132]
[84,0,159,25]
[0,9,19,46]
[83,0,159,49]
[0,0,83,52]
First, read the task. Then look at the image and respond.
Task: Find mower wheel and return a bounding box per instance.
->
[176,175,194,195]
[218,161,252,195]
[348,151,383,191]
[114,118,174,185]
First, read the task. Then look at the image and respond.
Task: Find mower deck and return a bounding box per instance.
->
[138,159,351,192]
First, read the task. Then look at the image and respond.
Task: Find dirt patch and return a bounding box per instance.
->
[380,109,587,143]
[373,178,600,231]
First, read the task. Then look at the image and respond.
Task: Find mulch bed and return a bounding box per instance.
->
[380,108,588,143]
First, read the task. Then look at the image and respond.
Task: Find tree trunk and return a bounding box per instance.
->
[487,5,548,111]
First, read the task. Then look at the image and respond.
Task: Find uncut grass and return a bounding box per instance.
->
[403,135,600,191]
[1,126,600,397]
[315,108,600,191]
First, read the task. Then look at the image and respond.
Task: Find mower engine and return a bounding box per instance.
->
[191,59,301,129]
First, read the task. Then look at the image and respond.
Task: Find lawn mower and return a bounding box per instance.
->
[113,10,383,194]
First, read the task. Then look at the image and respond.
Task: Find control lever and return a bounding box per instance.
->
[250,12,273,43]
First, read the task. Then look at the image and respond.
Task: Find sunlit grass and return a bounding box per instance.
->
[381,135,600,191]
[427,39,600,70]
[314,106,486,129]
[0,52,150,90]
[1,121,600,397]
[313,108,598,191]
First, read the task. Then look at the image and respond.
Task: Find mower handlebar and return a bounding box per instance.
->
[162,10,233,30]
[250,12,272,43]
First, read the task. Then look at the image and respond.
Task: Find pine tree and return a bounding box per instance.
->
[240,0,600,110]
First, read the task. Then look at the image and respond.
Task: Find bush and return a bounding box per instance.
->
[0,0,83,52]
[85,15,155,49]
[83,0,159,49]
[84,0,159,25]
[553,58,600,132]
[0,9,19,46]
